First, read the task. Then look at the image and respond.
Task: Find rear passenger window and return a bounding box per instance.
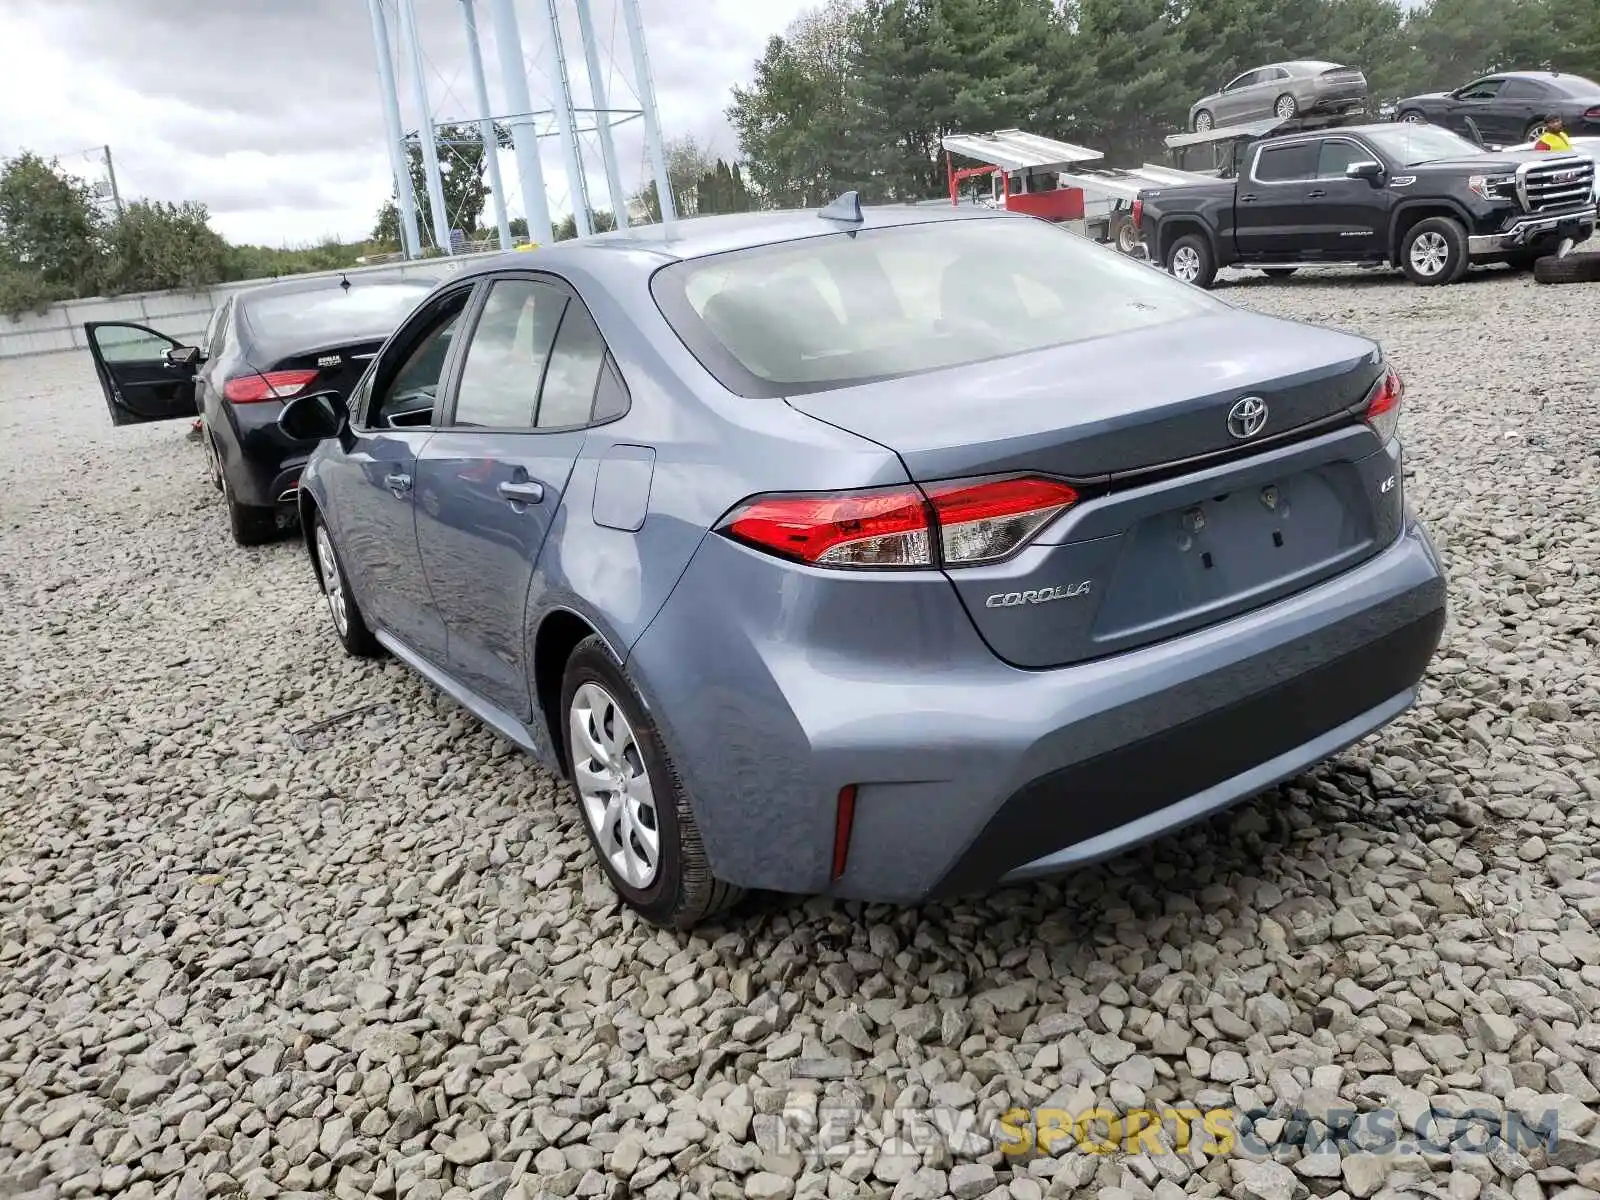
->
[1255,143,1317,182]
[453,279,565,429]
[537,301,608,428]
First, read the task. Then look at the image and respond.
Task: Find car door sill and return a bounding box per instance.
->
[373,629,541,756]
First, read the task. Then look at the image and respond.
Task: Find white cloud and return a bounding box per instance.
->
[0,0,811,246]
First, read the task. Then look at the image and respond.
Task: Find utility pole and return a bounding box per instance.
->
[486,0,554,245]
[365,0,421,258]
[102,146,124,220]
[460,0,513,251]
[618,0,676,223]
[573,0,628,228]
[397,0,454,254]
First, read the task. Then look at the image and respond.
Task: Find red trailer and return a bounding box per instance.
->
[941,129,1104,222]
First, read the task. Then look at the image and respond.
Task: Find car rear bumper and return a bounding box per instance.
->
[627,515,1447,903]
[1468,208,1597,254]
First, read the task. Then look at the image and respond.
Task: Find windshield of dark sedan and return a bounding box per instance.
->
[652,217,1223,397]
[241,283,432,342]
[1362,125,1484,166]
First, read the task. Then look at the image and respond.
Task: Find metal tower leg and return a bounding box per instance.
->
[460,0,513,250]
[397,0,454,253]
[366,0,421,258]
[618,0,675,223]
[573,0,628,228]
[534,0,591,237]
[486,0,554,245]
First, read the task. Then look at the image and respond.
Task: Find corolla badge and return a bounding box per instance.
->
[1227,396,1269,440]
[985,581,1092,608]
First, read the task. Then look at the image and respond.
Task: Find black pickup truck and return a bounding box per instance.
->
[1134,120,1597,287]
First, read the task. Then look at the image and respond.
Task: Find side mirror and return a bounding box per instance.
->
[1346,160,1385,184]
[166,345,202,368]
[278,390,348,442]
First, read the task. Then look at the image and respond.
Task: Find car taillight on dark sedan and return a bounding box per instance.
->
[224,369,319,404]
[719,475,1079,569]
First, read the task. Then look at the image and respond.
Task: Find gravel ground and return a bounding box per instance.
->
[4,266,1600,1200]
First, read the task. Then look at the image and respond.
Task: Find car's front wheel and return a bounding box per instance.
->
[560,636,742,929]
[1400,216,1469,285]
[1193,110,1213,132]
[313,513,381,657]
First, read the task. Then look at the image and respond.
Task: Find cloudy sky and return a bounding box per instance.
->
[0,0,811,247]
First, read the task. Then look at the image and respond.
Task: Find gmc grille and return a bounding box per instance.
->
[1517,157,1597,213]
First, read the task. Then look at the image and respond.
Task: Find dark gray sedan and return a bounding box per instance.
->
[1190,61,1369,131]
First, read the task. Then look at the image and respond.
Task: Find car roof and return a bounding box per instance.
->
[448,204,1015,273]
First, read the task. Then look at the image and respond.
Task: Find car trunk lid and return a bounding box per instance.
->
[785,312,1400,668]
[251,337,387,406]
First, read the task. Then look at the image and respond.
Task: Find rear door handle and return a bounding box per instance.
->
[1307,189,1327,198]
[384,472,412,497]
[498,480,545,506]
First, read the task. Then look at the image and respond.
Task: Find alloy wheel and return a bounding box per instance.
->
[569,681,660,889]
[1275,96,1297,118]
[1194,112,1213,132]
[1402,111,1424,124]
[1172,245,1201,282]
[1409,231,1450,277]
[316,525,350,638]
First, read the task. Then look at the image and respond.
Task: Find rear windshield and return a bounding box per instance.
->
[242,283,432,343]
[1553,75,1600,97]
[651,217,1222,397]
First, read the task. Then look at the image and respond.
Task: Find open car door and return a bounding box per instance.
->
[84,321,200,426]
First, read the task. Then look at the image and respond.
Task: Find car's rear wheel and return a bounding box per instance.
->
[1400,217,1468,285]
[560,636,742,929]
[1167,233,1217,289]
[203,427,223,492]
[1524,119,1547,141]
[221,467,279,545]
[1193,110,1213,132]
[313,514,381,657]
[1275,94,1299,119]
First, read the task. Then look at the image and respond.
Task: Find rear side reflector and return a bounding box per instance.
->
[831,785,857,881]
[225,369,319,404]
[1364,366,1404,443]
[720,475,1078,570]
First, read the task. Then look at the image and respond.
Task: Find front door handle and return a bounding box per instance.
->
[385,472,412,497]
[1239,193,1258,203]
[1307,189,1326,198]
[497,480,545,506]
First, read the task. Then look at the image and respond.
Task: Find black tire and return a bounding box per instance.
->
[1166,233,1217,289]
[1524,119,1547,142]
[221,468,279,545]
[203,428,223,493]
[311,512,381,658]
[1262,268,1298,279]
[1193,110,1213,132]
[560,635,742,929]
[1399,216,1469,286]
[1398,110,1426,124]
[1274,94,1299,119]
[1534,250,1600,285]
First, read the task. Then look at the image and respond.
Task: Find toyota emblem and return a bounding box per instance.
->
[1227,396,1269,439]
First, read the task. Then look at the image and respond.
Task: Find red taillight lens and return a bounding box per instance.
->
[1131,196,1143,231]
[1364,367,1404,442]
[1585,106,1600,120]
[224,369,319,404]
[719,475,1077,570]
[925,476,1079,565]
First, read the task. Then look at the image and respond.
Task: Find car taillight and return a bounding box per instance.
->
[719,475,1079,570]
[1364,366,1404,443]
[1586,106,1600,120]
[1131,196,1143,231]
[224,369,319,404]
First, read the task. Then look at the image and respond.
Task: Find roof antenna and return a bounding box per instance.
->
[818,191,864,223]
[339,273,351,291]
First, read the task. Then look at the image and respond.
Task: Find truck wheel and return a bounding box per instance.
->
[1167,234,1217,288]
[1400,217,1468,285]
[1534,250,1600,285]
[1193,110,1213,132]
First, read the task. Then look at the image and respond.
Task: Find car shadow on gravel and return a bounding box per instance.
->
[1222,266,1520,291]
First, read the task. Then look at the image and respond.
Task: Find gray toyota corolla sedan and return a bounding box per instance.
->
[280,197,1447,928]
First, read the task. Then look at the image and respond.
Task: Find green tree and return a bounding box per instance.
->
[635,134,721,219]
[0,152,104,296]
[102,201,230,293]
[373,123,505,247]
[728,1,873,207]
[694,160,754,214]
[552,209,619,241]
